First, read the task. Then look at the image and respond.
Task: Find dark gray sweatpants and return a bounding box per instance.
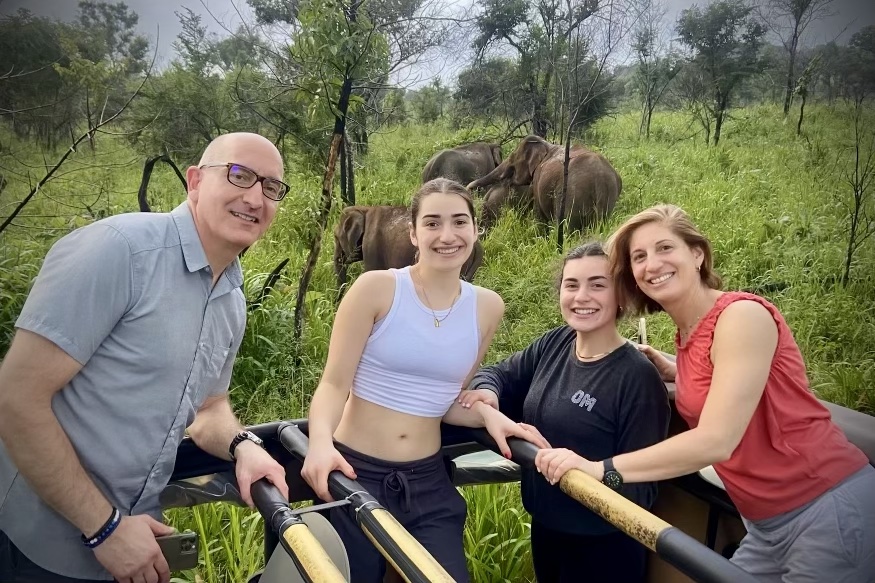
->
[329,442,469,583]
[731,464,875,582]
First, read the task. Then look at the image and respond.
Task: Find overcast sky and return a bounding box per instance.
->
[3,0,873,83]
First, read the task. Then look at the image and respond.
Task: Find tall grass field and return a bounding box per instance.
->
[1,104,873,581]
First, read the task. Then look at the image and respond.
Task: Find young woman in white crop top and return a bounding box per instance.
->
[302,178,548,582]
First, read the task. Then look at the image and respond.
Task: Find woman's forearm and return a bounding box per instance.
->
[612,427,729,483]
[442,401,488,427]
[307,385,349,446]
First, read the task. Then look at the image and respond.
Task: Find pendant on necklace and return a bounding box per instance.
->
[434,318,440,328]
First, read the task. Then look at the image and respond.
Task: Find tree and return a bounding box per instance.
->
[0,3,150,149]
[409,78,451,123]
[1,68,152,234]
[473,0,600,137]
[671,62,714,144]
[173,8,213,76]
[739,42,787,104]
[236,0,461,340]
[835,99,875,287]
[453,58,528,126]
[62,1,149,147]
[676,0,766,146]
[842,25,875,103]
[793,52,820,134]
[0,10,75,147]
[128,11,276,163]
[380,87,408,126]
[759,0,835,116]
[631,0,679,138]
[76,0,149,74]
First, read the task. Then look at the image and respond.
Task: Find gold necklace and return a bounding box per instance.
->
[413,268,460,328]
[575,343,623,361]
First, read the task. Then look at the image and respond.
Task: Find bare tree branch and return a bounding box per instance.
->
[0,49,155,234]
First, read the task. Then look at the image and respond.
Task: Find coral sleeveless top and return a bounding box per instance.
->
[351,266,480,417]
[675,292,868,520]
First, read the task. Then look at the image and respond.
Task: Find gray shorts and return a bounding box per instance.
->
[731,464,875,583]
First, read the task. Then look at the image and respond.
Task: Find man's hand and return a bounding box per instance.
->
[93,515,174,583]
[234,441,288,507]
[458,388,498,410]
[478,404,551,458]
[300,443,357,502]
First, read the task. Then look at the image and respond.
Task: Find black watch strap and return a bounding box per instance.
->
[601,457,623,491]
[229,430,263,461]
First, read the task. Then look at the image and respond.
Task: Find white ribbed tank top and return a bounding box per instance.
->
[351,266,480,417]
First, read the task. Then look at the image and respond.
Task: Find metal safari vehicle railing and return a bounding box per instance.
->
[167,419,767,583]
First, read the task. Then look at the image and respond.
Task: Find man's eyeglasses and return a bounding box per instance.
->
[199,163,289,201]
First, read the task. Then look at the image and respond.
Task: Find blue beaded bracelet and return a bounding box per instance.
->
[81,507,121,548]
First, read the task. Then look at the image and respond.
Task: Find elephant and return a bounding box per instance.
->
[421,142,503,186]
[480,181,533,233]
[467,135,622,233]
[333,205,484,294]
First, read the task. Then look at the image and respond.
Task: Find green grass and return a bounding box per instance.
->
[1,102,874,581]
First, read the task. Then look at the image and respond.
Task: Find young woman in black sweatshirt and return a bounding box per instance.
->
[459,241,670,583]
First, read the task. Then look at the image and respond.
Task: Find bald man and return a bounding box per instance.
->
[0,133,289,583]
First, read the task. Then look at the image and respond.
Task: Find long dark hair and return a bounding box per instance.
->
[410,178,476,224]
[555,241,623,319]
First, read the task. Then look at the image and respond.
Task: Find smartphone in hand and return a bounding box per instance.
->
[156,531,199,571]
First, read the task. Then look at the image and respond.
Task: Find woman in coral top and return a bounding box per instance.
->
[537,204,874,581]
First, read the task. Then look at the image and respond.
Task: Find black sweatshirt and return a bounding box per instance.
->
[470,326,670,536]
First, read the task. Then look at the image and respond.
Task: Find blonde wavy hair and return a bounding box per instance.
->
[607,204,722,315]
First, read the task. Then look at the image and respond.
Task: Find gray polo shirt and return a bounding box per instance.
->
[0,202,245,579]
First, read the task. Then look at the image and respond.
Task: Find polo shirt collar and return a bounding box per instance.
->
[170,202,244,289]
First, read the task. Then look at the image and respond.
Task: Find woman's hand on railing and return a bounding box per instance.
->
[636,344,677,382]
[458,387,499,409]
[535,448,600,485]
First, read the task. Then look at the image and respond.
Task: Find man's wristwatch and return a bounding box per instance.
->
[229,430,264,461]
[601,458,624,491]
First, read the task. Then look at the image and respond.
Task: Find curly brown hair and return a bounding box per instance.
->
[607,204,722,315]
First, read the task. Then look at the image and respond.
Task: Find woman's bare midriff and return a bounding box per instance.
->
[333,394,444,461]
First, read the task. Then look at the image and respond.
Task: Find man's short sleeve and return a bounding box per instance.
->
[211,327,244,397]
[15,224,135,365]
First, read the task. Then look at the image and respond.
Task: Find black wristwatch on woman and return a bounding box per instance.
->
[601,458,624,491]
[229,430,264,461]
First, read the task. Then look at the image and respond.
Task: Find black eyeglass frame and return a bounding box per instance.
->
[199,163,289,201]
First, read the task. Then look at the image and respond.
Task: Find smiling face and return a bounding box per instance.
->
[559,255,620,334]
[628,221,704,305]
[186,133,284,257]
[409,191,477,272]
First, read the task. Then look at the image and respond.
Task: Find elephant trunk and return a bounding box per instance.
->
[468,161,507,192]
[334,244,349,295]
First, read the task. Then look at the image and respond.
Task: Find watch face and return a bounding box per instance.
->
[603,470,623,491]
[244,431,263,446]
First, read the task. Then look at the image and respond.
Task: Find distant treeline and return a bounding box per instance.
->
[2,0,874,159]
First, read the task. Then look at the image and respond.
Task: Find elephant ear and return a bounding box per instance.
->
[490,144,502,167]
[340,208,366,254]
[523,138,547,181]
